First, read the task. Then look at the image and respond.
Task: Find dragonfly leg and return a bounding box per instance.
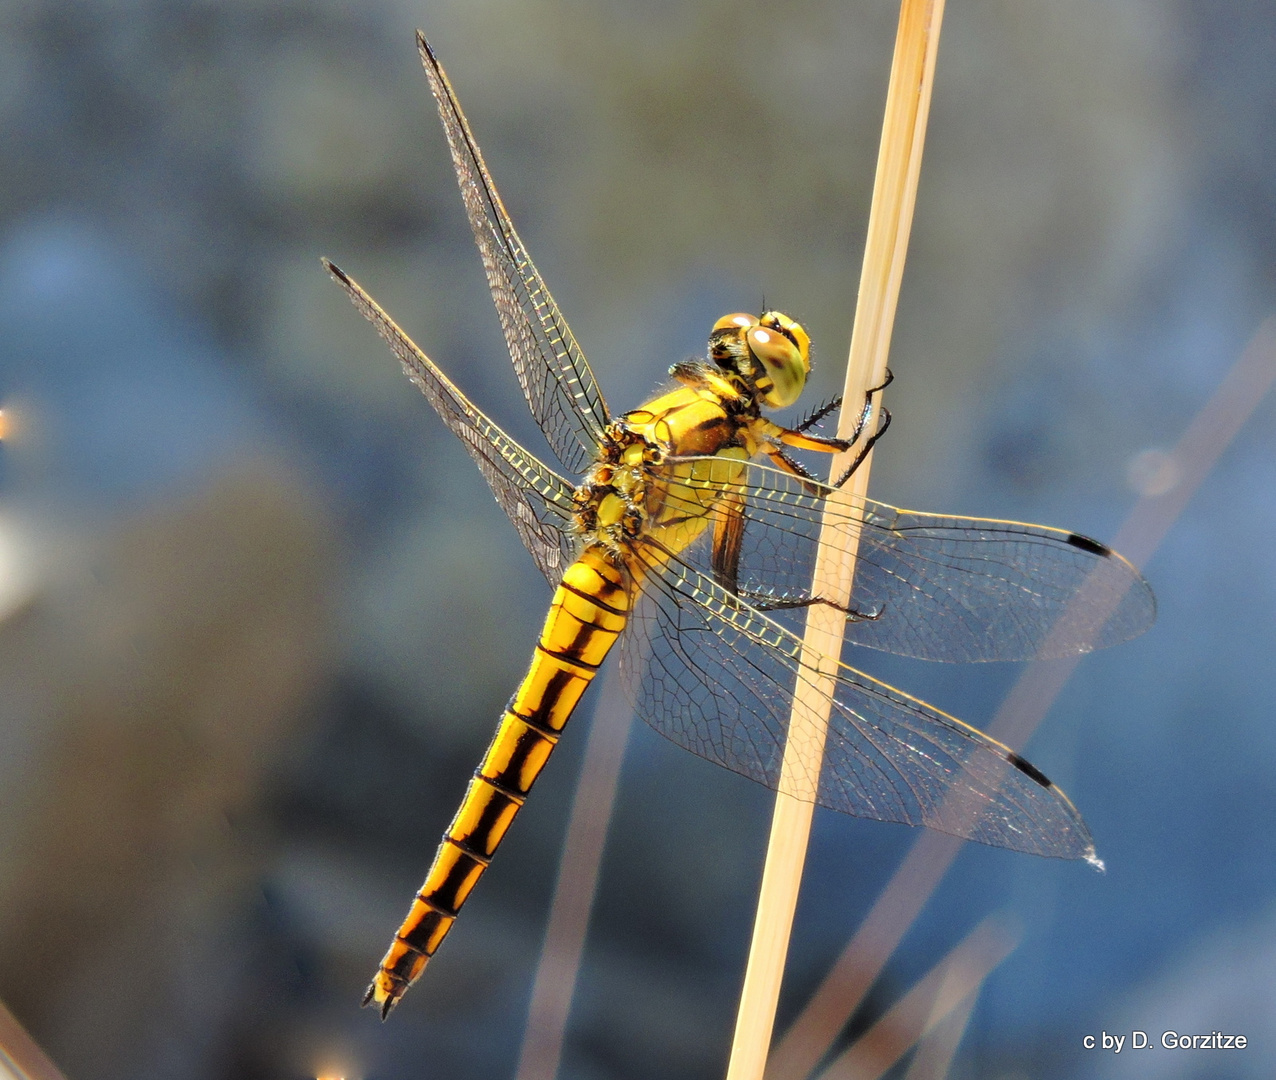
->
[825,368,894,487]
[742,588,884,622]
[765,446,829,497]
[794,395,843,433]
[846,368,895,443]
[831,405,892,488]
[711,489,747,595]
[768,368,892,488]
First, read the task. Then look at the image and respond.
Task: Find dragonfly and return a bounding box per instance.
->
[324,33,1155,1018]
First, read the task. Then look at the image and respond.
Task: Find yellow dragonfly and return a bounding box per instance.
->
[325,34,1155,1018]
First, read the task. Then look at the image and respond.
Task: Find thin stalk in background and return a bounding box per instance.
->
[513,664,633,1080]
[0,998,67,1080]
[898,985,981,1080]
[725,3,946,1078]
[817,915,1018,1080]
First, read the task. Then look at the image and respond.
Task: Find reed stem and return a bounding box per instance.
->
[724,3,946,1078]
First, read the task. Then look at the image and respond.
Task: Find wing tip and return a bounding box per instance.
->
[320,256,348,283]
[1064,532,1158,633]
[416,29,442,78]
[321,258,366,308]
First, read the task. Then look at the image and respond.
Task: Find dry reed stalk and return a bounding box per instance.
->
[815,915,1018,1080]
[724,3,947,1078]
[766,831,961,1080]
[897,985,980,1080]
[513,664,633,1080]
[766,316,1276,1080]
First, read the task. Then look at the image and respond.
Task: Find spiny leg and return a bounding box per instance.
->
[706,482,881,622]
[770,368,893,487]
[828,367,893,487]
[832,405,891,488]
[847,369,894,443]
[742,587,884,622]
[765,445,828,497]
[794,395,843,433]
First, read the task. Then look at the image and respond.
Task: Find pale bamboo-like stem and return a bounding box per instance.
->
[765,318,1276,1080]
[765,831,961,1080]
[724,4,946,1078]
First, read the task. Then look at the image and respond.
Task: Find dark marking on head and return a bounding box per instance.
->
[1008,752,1052,788]
[1066,532,1110,557]
[767,321,801,349]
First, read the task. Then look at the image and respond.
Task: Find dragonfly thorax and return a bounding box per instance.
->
[572,423,660,556]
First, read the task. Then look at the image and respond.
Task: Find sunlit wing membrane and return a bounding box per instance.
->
[661,458,1156,663]
[622,541,1096,860]
[325,260,579,583]
[416,33,610,475]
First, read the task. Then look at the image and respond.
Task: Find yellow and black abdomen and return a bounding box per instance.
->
[366,545,632,1015]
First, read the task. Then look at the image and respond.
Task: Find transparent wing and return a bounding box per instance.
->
[620,540,1096,859]
[662,458,1155,662]
[417,33,610,475]
[325,260,578,583]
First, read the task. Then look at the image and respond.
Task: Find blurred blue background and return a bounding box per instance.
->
[0,1,1273,1078]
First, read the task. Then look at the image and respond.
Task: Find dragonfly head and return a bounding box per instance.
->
[709,311,811,409]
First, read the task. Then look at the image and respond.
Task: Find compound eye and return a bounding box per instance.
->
[746,325,807,408]
[759,311,812,362]
[711,312,759,336]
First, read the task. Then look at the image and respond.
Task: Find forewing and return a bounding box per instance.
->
[325,260,578,583]
[417,34,610,475]
[661,458,1155,662]
[620,542,1096,859]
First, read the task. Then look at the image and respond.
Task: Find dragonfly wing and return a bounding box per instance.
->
[621,541,1096,859]
[326,260,578,584]
[662,458,1155,662]
[417,34,610,476]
